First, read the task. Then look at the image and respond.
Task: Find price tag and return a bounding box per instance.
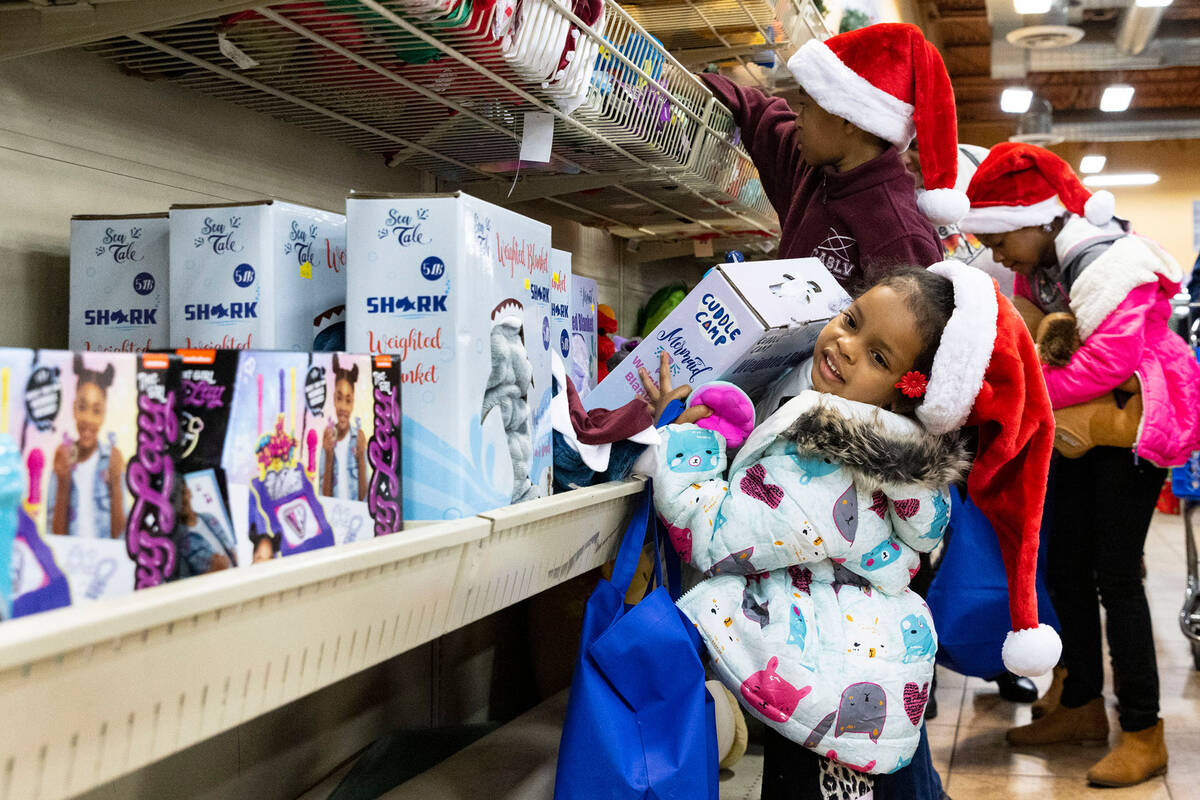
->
[519,112,554,163]
[300,260,313,280]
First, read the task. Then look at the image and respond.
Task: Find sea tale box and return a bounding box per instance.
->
[346,192,553,520]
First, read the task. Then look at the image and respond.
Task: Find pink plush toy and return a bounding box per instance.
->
[689,381,756,448]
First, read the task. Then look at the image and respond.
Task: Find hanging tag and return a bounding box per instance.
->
[218,32,260,70]
[300,260,313,280]
[519,112,554,163]
[693,239,715,258]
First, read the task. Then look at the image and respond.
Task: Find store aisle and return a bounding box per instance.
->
[717,511,1200,799]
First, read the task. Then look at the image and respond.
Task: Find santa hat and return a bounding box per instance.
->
[917,260,1062,677]
[960,142,1115,234]
[787,23,967,225]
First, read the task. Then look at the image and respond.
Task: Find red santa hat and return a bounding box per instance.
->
[917,260,1061,677]
[787,23,967,226]
[960,141,1116,234]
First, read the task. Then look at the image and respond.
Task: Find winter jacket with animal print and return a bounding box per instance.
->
[654,391,967,774]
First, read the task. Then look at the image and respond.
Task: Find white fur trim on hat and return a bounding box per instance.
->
[1084,189,1115,226]
[959,195,1067,234]
[917,261,999,435]
[1002,624,1063,677]
[917,188,971,226]
[788,40,916,149]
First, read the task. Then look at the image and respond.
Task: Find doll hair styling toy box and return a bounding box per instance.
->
[70,213,169,353]
[169,201,347,352]
[12,351,139,615]
[345,192,553,521]
[304,352,404,543]
[584,259,850,411]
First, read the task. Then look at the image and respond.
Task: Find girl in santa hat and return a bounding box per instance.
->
[961,141,1200,787]
[643,261,1058,799]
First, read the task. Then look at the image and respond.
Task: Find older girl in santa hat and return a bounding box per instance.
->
[961,141,1200,788]
[645,260,1058,800]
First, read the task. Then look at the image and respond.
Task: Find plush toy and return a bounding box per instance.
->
[689,381,756,448]
[1023,306,1143,458]
[707,680,750,770]
[597,304,618,381]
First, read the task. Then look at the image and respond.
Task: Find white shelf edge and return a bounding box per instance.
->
[0,480,643,800]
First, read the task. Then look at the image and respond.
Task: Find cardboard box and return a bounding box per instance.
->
[346,192,553,520]
[70,214,169,353]
[12,351,139,615]
[304,352,403,542]
[570,275,599,393]
[584,259,850,411]
[169,201,346,351]
[126,352,184,588]
[550,249,573,370]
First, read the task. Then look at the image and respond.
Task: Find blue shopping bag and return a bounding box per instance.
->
[554,484,718,800]
[926,485,1060,679]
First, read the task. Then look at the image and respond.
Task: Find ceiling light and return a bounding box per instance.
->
[1135,0,1173,7]
[1001,88,1034,114]
[1082,173,1159,187]
[1100,85,1135,112]
[1013,0,1052,13]
[1079,155,1106,174]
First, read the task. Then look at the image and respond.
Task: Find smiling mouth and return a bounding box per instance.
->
[823,350,844,382]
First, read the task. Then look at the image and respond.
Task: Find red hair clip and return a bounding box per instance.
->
[895,371,928,398]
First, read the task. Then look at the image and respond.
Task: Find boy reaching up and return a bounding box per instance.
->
[700,23,966,287]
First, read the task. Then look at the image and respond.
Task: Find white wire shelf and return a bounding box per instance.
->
[81,0,781,244]
[0,479,643,800]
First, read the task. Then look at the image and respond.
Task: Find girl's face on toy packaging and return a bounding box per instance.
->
[810,285,925,410]
[74,381,108,453]
[976,224,1059,277]
[334,377,354,436]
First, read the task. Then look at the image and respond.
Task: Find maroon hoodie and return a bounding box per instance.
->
[701,73,943,287]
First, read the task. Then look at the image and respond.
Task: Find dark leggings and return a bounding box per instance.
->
[761,724,941,799]
[1049,446,1164,732]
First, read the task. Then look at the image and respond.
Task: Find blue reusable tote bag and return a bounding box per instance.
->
[554,484,719,800]
[927,485,1060,678]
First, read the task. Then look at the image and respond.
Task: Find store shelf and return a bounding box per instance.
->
[74,0,778,245]
[0,479,643,800]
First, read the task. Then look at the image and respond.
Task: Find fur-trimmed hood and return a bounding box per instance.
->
[732,390,969,492]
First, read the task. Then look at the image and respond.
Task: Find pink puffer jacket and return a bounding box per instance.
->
[1017,219,1200,467]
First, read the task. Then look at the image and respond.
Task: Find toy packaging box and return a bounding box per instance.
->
[345,192,553,521]
[169,201,347,352]
[174,349,242,574]
[584,259,850,411]
[570,275,599,394]
[304,352,403,543]
[125,353,184,588]
[70,214,169,353]
[0,349,34,620]
[550,249,572,378]
[12,351,139,617]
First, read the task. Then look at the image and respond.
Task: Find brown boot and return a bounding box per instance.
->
[1053,392,1143,459]
[1087,720,1168,787]
[1032,665,1067,720]
[1007,697,1109,746]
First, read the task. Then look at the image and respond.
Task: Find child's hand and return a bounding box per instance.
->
[638,352,712,425]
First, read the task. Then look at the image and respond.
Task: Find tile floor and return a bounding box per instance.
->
[718,511,1200,799]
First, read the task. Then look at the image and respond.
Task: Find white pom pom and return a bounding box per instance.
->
[1002,624,1062,678]
[1085,189,1115,226]
[917,188,970,226]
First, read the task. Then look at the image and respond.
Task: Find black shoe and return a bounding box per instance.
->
[990,671,1038,703]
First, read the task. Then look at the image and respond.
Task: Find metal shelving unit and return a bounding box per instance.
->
[77,0,784,245]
